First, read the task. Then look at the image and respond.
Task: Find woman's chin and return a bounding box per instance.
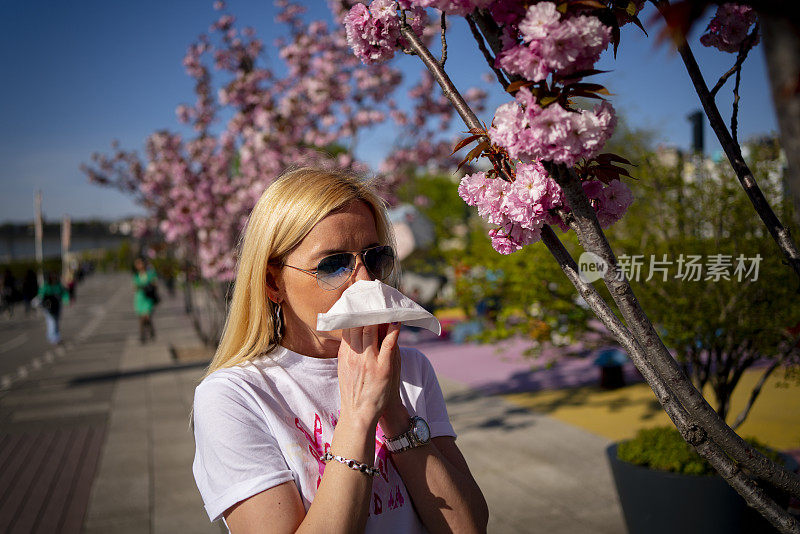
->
[315,329,342,342]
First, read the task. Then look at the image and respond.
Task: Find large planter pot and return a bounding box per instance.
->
[606,443,796,534]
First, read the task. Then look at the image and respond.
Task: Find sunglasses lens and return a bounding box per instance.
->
[316,254,355,290]
[364,246,395,280]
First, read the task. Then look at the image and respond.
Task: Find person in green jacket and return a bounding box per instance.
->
[133,257,158,344]
[36,271,69,345]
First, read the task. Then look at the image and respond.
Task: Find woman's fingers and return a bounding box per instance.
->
[337,323,402,425]
[339,327,352,356]
[362,324,379,353]
[378,323,401,364]
[345,326,364,354]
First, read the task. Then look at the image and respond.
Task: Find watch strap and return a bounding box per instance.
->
[385,433,413,453]
[383,416,427,453]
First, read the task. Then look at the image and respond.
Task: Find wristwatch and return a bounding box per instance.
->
[383,416,431,453]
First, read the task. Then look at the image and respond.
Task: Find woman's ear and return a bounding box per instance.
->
[265,264,283,304]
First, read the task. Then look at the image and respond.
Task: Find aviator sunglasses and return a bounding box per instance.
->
[282,245,395,290]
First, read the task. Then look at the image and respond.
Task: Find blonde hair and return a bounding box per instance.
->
[199,166,398,382]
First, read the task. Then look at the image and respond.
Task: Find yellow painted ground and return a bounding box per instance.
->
[504,367,800,451]
[434,307,467,321]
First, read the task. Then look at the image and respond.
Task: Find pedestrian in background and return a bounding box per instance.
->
[35,271,69,345]
[22,269,39,316]
[65,270,77,302]
[1,268,17,318]
[133,257,159,344]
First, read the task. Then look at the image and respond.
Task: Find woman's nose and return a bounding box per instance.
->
[352,254,373,283]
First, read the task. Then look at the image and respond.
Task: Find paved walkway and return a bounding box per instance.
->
[81,287,221,534]
[437,378,625,533]
[0,273,624,533]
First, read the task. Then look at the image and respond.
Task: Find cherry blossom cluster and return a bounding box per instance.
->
[489,87,616,167]
[341,0,637,255]
[496,2,612,82]
[458,161,632,254]
[699,3,759,53]
[344,0,427,64]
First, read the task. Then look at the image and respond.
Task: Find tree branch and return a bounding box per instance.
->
[732,337,798,430]
[399,21,481,132]
[465,15,509,89]
[710,24,760,98]
[398,17,513,183]
[653,2,800,287]
[440,12,447,67]
[397,17,800,531]
[547,162,800,509]
[471,9,505,57]
[731,61,742,145]
[542,221,799,534]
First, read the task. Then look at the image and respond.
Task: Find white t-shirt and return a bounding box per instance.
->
[192,344,456,533]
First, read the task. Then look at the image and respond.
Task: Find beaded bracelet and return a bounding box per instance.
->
[319,452,379,477]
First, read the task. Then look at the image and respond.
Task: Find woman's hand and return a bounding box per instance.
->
[337,322,401,430]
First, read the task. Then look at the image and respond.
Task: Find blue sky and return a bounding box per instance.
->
[0,1,776,223]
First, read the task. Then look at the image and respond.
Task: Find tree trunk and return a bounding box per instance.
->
[397,16,800,533]
[761,15,800,227]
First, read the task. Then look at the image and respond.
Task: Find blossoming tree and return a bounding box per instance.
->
[339,0,800,531]
[83,0,486,281]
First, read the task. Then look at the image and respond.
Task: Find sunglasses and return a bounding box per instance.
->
[282,245,395,290]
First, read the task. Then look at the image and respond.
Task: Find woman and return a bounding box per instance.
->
[133,257,158,343]
[192,168,488,533]
[36,271,69,345]
[22,268,39,316]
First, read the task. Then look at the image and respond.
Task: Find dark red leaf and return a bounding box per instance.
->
[606,164,632,177]
[569,0,607,9]
[596,153,634,166]
[630,14,648,36]
[568,90,607,100]
[451,134,483,155]
[457,140,490,170]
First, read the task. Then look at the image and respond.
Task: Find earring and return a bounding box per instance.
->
[274,302,283,338]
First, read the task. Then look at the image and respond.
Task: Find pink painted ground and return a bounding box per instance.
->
[400,329,642,395]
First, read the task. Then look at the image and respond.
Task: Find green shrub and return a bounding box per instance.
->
[617,426,784,476]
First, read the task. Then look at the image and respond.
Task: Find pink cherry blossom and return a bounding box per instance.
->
[488,88,617,167]
[489,224,542,254]
[458,161,573,252]
[504,161,563,229]
[700,3,759,53]
[344,1,427,65]
[497,3,611,81]
[458,171,490,206]
[518,1,561,42]
[344,2,399,65]
[488,0,527,26]
[595,179,635,228]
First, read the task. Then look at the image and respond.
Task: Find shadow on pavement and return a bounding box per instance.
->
[68,360,210,386]
[443,388,538,432]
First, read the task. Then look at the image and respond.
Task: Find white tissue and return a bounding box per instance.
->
[316,280,441,335]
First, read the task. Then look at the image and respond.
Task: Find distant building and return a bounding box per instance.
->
[0,218,133,262]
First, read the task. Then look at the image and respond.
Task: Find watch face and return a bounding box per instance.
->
[413,417,431,443]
